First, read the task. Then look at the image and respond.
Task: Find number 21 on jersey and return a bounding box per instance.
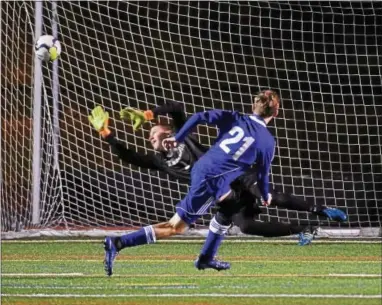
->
[219,126,255,161]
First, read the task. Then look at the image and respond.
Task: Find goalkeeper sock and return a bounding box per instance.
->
[200,216,230,259]
[119,225,156,250]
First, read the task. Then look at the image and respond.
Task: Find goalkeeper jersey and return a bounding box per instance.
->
[104,100,207,183]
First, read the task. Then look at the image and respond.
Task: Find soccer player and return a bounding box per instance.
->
[159,90,281,271]
[96,89,277,275]
[89,99,346,246]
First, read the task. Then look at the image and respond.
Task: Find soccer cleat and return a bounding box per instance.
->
[194,256,231,271]
[103,236,118,276]
[322,207,347,222]
[298,226,318,246]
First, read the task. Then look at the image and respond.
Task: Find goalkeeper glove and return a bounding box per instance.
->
[120,107,154,131]
[88,106,110,138]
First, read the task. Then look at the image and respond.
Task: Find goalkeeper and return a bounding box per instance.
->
[89,100,347,245]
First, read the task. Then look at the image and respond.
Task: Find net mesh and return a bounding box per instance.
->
[1,1,381,233]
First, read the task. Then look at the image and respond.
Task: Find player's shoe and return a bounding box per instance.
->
[103,236,119,276]
[322,207,347,222]
[298,226,318,246]
[194,256,231,271]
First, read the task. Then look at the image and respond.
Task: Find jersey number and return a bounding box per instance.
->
[219,126,255,160]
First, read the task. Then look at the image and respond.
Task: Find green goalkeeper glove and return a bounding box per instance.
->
[120,107,154,131]
[88,106,110,138]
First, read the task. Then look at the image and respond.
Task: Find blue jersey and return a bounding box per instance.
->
[175,110,275,201]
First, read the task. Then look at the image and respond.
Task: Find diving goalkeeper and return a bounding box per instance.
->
[89,99,346,245]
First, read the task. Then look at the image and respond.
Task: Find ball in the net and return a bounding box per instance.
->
[35,35,62,62]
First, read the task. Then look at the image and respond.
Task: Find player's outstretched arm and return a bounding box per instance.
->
[174,109,237,143]
[105,135,162,170]
[89,106,161,170]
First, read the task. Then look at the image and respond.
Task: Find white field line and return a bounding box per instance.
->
[3,259,382,263]
[2,284,198,290]
[329,273,382,277]
[2,273,84,277]
[2,293,382,299]
[2,239,381,244]
[2,273,381,278]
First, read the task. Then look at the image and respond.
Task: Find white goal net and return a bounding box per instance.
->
[1,1,381,238]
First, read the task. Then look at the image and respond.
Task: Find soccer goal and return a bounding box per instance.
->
[1,1,381,239]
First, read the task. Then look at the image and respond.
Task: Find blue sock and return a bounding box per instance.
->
[200,230,225,259]
[200,216,230,259]
[119,225,156,249]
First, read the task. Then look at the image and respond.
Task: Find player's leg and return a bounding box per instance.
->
[194,189,242,271]
[194,176,263,271]
[215,183,318,245]
[271,191,347,222]
[232,211,317,246]
[103,222,165,276]
[104,215,189,276]
[195,210,232,271]
[153,214,189,237]
[104,216,189,276]
[104,180,214,276]
[233,168,347,222]
[248,184,347,222]
[109,215,188,249]
[234,213,305,236]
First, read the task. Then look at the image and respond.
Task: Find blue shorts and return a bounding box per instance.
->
[176,169,243,225]
[176,180,215,225]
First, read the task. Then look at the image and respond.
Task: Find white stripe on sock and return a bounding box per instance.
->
[143,226,153,244]
[209,217,230,235]
[148,225,156,243]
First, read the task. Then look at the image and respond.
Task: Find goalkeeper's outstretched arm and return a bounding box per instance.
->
[103,133,161,169]
[88,106,161,170]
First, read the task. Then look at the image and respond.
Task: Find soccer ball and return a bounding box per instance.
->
[35,35,61,62]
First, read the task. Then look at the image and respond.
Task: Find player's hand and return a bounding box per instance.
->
[261,193,272,207]
[162,137,178,151]
[88,106,110,138]
[120,107,154,131]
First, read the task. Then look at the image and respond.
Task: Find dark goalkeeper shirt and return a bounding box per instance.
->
[104,100,207,183]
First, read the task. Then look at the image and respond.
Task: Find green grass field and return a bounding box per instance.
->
[1,239,381,305]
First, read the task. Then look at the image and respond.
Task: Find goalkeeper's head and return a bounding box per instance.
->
[252,90,280,123]
[149,124,173,151]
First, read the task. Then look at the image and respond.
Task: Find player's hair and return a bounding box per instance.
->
[151,122,174,133]
[252,90,280,117]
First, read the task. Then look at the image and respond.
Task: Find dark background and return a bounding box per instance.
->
[2,1,381,230]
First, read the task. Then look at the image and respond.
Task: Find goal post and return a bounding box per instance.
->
[31,0,43,225]
[1,1,381,239]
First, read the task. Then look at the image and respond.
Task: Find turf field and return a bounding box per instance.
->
[1,239,381,305]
